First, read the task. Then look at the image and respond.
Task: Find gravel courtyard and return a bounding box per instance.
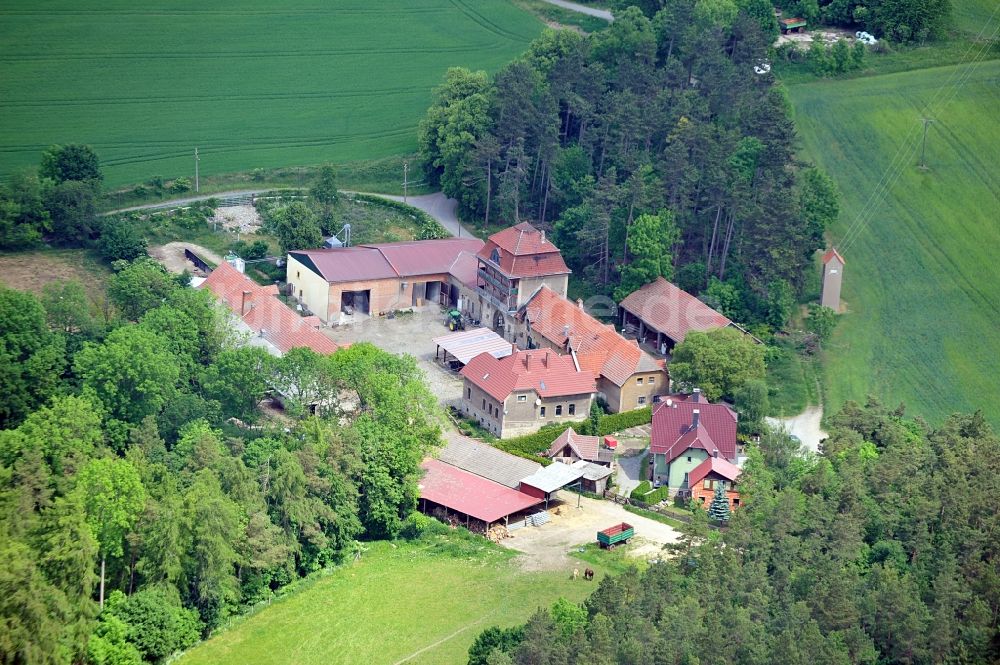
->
[321,308,465,409]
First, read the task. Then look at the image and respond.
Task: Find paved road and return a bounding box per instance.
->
[766,405,828,453]
[103,189,478,239]
[357,192,478,239]
[615,451,646,497]
[542,0,614,21]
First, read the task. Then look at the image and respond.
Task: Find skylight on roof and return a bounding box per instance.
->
[540,380,547,390]
[483,373,490,380]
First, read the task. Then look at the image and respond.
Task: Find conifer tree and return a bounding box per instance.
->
[707,483,731,523]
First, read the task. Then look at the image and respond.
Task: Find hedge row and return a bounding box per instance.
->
[630,481,652,500]
[492,423,571,465]
[598,406,652,435]
[349,193,450,239]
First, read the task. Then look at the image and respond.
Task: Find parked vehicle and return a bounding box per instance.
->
[446,309,464,331]
[597,522,634,549]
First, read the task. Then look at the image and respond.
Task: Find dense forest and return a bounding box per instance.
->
[0,261,442,664]
[419,6,840,328]
[470,401,1000,665]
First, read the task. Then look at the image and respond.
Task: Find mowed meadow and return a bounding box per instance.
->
[178,537,609,665]
[790,59,1000,425]
[0,0,542,186]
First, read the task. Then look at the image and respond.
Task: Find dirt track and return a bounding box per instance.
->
[503,494,678,571]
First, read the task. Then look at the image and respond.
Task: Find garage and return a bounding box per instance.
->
[341,289,370,315]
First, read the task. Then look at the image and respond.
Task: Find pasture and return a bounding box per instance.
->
[178,533,625,665]
[0,248,111,298]
[789,59,1000,425]
[0,0,542,187]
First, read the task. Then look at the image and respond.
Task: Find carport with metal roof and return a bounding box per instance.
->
[519,463,587,507]
[432,327,513,368]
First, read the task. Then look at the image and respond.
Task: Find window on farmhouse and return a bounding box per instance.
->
[518,395,526,402]
[648,376,655,384]
[540,406,546,417]
[482,399,486,410]
[467,387,471,399]
[568,404,575,416]
[687,456,692,463]
[638,396,646,405]
[636,377,643,385]
[703,479,712,489]
[556,405,562,416]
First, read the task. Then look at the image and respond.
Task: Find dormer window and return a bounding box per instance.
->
[490,248,500,263]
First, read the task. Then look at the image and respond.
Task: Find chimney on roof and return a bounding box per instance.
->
[540,229,546,243]
[713,449,719,458]
[241,290,253,316]
[576,298,584,310]
[543,350,549,367]
[692,409,700,430]
[525,352,532,369]
[562,324,570,338]
[692,387,701,403]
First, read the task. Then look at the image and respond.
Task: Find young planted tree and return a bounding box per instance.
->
[76,457,147,609]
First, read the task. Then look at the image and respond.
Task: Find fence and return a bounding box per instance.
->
[603,490,722,530]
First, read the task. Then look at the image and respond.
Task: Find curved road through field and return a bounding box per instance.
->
[104,189,477,238]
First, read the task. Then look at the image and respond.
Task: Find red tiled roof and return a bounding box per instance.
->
[822,248,845,265]
[545,427,611,464]
[477,222,570,279]
[688,456,742,488]
[448,250,480,289]
[418,458,543,523]
[291,238,484,283]
[650,394,738,463]
[460,348,596,402]
[618,277,731,345]
[521,286,663,387]
[200,262,339,355]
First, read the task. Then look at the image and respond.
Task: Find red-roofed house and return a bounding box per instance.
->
[545,427,615,467]
[517,286,667,412]
[286,237,484,322]
[685,456,743,511]
[649,389,739,493]
[473,222,571,333]
[618,277,734,353]
[200,262,339,357]
[459,348,596,438]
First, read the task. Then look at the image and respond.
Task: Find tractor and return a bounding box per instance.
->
[447,309,464,331]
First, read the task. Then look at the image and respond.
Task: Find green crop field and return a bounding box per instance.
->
[178,534,625,665]
[0,0,542,187]
[789,59,1000,425]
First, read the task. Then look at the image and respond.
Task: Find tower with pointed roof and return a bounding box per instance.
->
[474,222,570,335]
[821,248,845,312]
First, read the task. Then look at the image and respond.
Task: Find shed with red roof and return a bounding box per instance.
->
[618,277,734,353]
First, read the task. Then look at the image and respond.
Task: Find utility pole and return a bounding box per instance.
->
[919,118,935,170]
[402,161,409,203]
[194,147,200,192]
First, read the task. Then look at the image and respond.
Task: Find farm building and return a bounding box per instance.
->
[432,327,513,370]
[517,285,667,412]
[471,222,572,336]
[459,348,596,438]
[285,237,483,322]
[417,435,549,529]
[618,277,734,354]
[570,460,613,495]
[436,435,540,489]
[200,261,339,357]
[418,459,543,527]
[519,462,587,507]
[545,427,615,467]
[649,389,740,494]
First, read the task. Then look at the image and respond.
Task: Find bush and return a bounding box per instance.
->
[349,193,449,239]
[630,481,652,500]
[170,177,192,193]
[98,216,147,262]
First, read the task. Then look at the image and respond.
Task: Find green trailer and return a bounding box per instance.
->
[597,522,634,549]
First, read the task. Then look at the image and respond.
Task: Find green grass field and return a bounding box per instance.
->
[178,534,627,665]
[0,0,542,187]
[789,59,1000,425]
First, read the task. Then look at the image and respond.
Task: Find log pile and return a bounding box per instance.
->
[486,524,511,543]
